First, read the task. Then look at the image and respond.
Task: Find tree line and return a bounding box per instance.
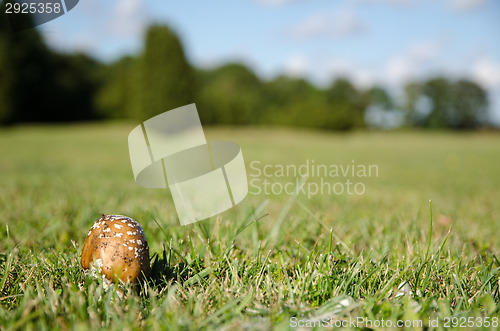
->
[0,6,491,130]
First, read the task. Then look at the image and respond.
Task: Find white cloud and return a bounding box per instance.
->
[326,58,376,88]
[289,10,366,39]
[408,39,445,61]
[282,55,377,88]
[470,56,500,124]
[385,38,447,86]
[488,93,500,125]
[384,46,500,126]
[69,34,97,53]
[280,39,445,90]
[109,0,148,37]
[447,0,486,11]
[471,57,500,89]
[284,54,310,77]
[39,0,103,52]
[41,0,148,58]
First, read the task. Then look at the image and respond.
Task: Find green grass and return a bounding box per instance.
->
[0,124,499,330]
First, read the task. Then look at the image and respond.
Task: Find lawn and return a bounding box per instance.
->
[0,124,499,330]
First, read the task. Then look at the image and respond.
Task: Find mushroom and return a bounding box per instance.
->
[81,214,150,285]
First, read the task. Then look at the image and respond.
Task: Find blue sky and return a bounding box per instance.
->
[39,0,500,123]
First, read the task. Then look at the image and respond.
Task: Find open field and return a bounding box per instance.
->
[0,124,499,330]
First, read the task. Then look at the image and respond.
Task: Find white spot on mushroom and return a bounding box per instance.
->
[128,246,133,251]
[114,232,123,238]
[137,240,142,246]
[98,234,103,238]
[103,228,111,233]
[92,222,103,230]
[130,239,135,243]
[114,224,123,229]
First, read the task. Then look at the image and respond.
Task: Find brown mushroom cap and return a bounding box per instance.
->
[81,214,150,284]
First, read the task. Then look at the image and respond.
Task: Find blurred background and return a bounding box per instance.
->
[1,0,499,130]
[2,2,500,327]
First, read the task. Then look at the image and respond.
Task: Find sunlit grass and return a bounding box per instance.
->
[0,124,499,329]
